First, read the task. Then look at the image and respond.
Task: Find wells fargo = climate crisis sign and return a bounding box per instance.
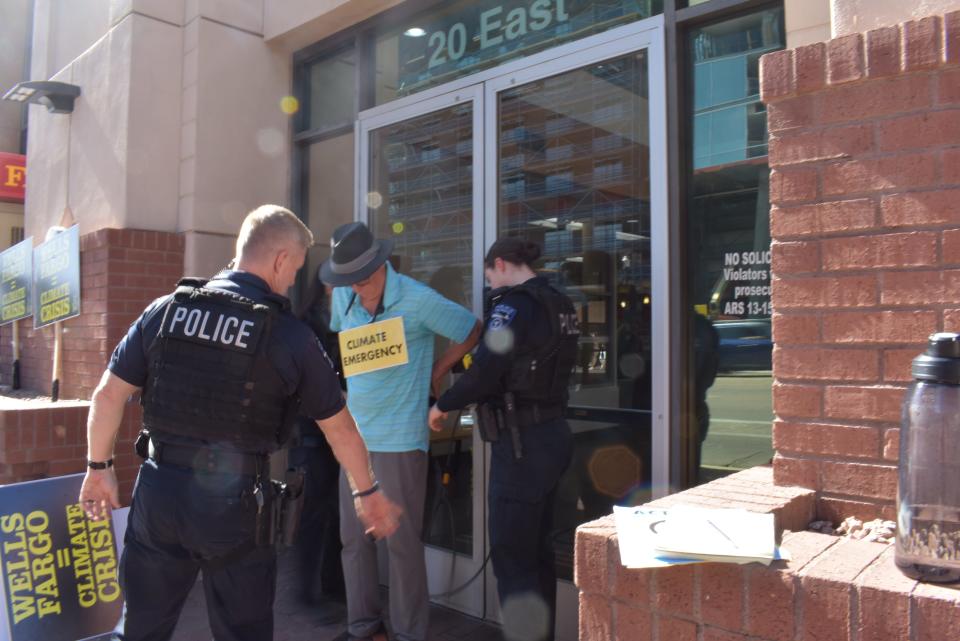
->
[0,239,32,325]
[0,474,123,641]
[32,225,80,329]
[338,316,409,378]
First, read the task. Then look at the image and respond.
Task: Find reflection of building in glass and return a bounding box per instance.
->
[497,52,652,398]
[692,10,782,169]
[686,7,781,488]
[371,104,474,283]
[689,8,783,323]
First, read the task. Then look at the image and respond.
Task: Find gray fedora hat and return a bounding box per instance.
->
[319,222,394,287]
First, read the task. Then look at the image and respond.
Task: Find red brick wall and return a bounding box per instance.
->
[762,12,960,521]
[0,228,183,502]
[577,514,960,641]
[0,403,143,502]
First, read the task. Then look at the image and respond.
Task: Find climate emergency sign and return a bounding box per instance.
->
[0,474,123,641]
[338,316,408,378]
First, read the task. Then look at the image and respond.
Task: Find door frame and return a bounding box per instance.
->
[356,83,488,618]
[355,14,668,627]
[480,21,667,639]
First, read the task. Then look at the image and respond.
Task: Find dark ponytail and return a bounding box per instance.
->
[484,237,542,268]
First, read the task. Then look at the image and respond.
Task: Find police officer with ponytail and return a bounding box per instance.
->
[79,205,400,641]
[429,238,580,641]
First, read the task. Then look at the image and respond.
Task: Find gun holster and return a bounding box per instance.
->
[135,430,150,459]
[502,392,523,460]
[253,478,277,547]
[278,468,306,547]
[476,403,500,443]
[254,467,306,548]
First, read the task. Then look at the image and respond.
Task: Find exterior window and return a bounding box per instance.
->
[303,133,356,287]
[684,6,784,486]
[301,46,356,133]
[296,45,359,302]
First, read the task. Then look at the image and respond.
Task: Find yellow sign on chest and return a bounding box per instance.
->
[338,316,409,378]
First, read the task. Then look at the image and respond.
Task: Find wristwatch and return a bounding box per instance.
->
[87,459,114,470]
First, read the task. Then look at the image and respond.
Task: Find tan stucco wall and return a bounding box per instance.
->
[24,0,294,271]
[785,0,831,48]
[25,13,183,241]
[182,19,291,237]
[264,0,404,50]
[0,0,30,154]
[831,0,960,37]
[30,0,111,82]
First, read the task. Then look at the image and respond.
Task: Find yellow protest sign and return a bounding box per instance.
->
[338,316,409,378]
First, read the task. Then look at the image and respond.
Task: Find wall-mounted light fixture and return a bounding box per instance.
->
[2,81,81,114]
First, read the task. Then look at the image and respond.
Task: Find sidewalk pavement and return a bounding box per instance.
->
[168,548,501,641]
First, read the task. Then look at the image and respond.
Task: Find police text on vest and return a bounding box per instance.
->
[168,306,256,349]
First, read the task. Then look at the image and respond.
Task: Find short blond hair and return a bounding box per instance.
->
[236,205,313,261]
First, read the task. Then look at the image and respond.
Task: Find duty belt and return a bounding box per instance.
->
[148,438,267,476]
[515,403,564,426]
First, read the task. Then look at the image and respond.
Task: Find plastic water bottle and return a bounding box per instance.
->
[895,333,960,582]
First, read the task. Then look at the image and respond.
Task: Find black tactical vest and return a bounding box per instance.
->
[141,279,299,452]
[495,281,580,407]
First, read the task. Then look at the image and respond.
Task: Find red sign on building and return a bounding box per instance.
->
[0,152,26,203]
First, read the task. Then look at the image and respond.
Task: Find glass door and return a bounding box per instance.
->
[356,16,666,630]
[357,86,486,617]
[484,25,666,639]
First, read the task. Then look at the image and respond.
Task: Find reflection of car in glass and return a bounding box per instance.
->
[714,318,772,372]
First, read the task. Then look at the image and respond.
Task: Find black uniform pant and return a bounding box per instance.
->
[489,417,573,641]
[288,435,344,601]
[115,460,276,641]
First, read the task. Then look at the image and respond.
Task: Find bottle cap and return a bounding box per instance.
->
[912,333,960,384]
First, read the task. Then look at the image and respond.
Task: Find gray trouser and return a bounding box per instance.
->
[339,450,429,641]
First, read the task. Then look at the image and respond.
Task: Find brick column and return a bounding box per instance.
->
[762,12,960,521]
[0,228,184,501]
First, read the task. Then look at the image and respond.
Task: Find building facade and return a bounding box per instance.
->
[2,1,957,638]
[0,0,29,249]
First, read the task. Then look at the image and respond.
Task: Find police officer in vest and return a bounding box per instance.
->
[428,238,580,641]
[79,205,401,641]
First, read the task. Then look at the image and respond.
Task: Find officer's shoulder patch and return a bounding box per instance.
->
[488,303,517,330]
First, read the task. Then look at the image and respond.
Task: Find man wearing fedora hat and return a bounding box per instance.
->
[322,221,481,641]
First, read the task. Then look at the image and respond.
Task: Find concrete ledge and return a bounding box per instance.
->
[574,468,960,640]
